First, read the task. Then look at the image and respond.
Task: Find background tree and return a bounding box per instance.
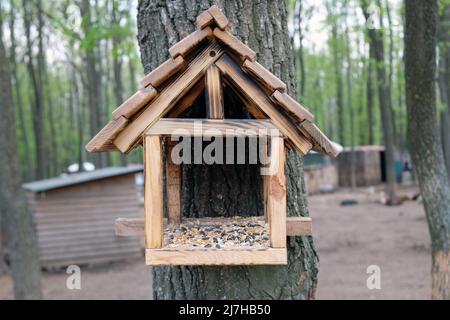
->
[0,3,42,299]
[137,1,319,299]
[404,0,450,299]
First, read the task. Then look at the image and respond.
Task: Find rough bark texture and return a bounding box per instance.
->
[137,0,318,299]
[405,0,450,300]
[0,12,42,299]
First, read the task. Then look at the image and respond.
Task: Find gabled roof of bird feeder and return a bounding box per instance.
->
[86,5,338,158]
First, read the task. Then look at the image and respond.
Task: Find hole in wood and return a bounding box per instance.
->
[209,50,217,57]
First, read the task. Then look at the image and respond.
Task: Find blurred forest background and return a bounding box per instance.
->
[1,0,448,182]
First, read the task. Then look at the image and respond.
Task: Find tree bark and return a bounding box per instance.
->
[362,1,397,203]
[405,0,450,300]
[0,9,42,299]
[137,0,318,299]
[367,43,375,145]
[438,3,450,180]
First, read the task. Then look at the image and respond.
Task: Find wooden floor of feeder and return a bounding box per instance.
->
[145,216,288,266]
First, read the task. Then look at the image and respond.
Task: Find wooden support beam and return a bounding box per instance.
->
[242,59,286,94]
[112,87,157,119]
[146,248,287,266]
[145,119,280,137]
[205,65,224,119]
[144,135,164,248]
[113,42,224,153]
[166,140,181,224]
[267,136,287,248]
[271,90,314,122]
[169,27,213,58]
[140,56,186,89]
[215,54,312,155]
[114,216,312,237]
[208,5,229,30]
[213,29,256,63]
[85,116,128,152]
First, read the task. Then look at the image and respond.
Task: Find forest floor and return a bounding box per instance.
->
[0,185,430,300]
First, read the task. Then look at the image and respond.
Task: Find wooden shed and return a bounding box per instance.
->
[23,166,144,268]
[337,145,385,187]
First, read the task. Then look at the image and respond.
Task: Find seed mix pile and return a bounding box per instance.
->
[164,217,270,249]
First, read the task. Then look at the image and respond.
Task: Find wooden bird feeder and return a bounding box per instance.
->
[86,5,338,266]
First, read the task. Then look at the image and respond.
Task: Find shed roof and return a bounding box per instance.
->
[23,166,143,193]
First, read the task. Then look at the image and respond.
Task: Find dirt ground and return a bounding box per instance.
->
[0,186,431,300]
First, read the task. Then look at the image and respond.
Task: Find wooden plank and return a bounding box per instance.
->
[267,136,286,248]
[169,27,213,58]
[208,5,229,30]
[166,140,181,224]
[271,90,314,122]
[196,10,214,29]
[165,80,205,118]
[115,218,146,237]
[286,217,312,236]
[146,248,287,265]
[215,54,312,155]
[146,119,281,137]
[114,42,224,153]
[213,29,256,62]
[242,59,286,94]
[300,121,339,157]
[140,56,186,89]
[223,78,267,119]
[112,86,157,119]
[86,116,128,152]
[205,65,224,119]
[144,135,164,248]
[114,216,312,237]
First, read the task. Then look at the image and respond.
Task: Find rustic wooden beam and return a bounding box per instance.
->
[146,248,287,266]
[196,10,214,29]
[113,42,224,153]
[300,121,339,157]
[166,140,181,224]
[140,56,186,89]
[115,216,312,237]
[242,59,286,94]
[86,116,128,152]
[145,119,281,137]
[213,29,256,63]
[208,5,229,30]
[215,54,312,155]
[267,136,287,248]
[205,65,224,119]
[112,87,157,119]
[169,27,213,58]
[144,135,164,248]
[271,90,314,122]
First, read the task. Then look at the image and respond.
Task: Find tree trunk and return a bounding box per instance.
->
[367,43,375,145]
[0,10,42,299]
[404,0,450,300]
[137,0,318,300]
[23,0,47,180]
[362,2,397,203]
[438,3,450,180]
[80,0,108,169]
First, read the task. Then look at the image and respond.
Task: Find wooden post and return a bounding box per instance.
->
[267,136,286,248]
[166,139,181,224]
[144,135,164,248]
[205,65,224,119]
